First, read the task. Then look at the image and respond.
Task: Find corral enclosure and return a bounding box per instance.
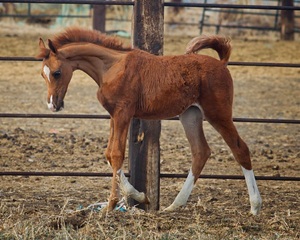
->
[0,1,300,239]
[1,0,300,37]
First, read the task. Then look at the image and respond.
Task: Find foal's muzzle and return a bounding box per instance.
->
[47,96,64,112]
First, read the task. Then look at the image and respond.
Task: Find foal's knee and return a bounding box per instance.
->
[105,148,112,165]
[110,150,124,170]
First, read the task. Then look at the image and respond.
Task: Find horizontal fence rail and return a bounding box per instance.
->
[1,1,300,11]
[201,24,300,33]
[1,113,300,124]
[229,62,300,68]
[164,2,300,11]
[0,0,134,6]
[1,171,299,181]
[1,57,300,68]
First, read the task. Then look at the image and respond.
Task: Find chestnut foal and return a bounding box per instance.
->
[37,28,261,214]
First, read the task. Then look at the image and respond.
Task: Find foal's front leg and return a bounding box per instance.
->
[106,117,149,211]
[105,119,114,166]
[106,117,129,211]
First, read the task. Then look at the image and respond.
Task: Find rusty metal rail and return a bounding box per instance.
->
[1,171,299,181]
[1,57,300,68]
[1,1,300,11]
[1,113,300,124]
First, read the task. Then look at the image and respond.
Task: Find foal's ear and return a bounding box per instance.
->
[36,38,50,59]
[48,39,57,54]
[39,38,46,49]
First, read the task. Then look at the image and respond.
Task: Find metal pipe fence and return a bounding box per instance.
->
[0,113,299,124]
[1,1,300,34]
[1,56,300,68]
[0,0,299,183]
[1,1,300,10]
[1,171,299,181]
[199,0,300,33]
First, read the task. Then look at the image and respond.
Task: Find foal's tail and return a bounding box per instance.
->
[185,35,231,65]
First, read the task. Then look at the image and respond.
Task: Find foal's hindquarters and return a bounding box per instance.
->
[164,73,262,215]
[164,106,262,215]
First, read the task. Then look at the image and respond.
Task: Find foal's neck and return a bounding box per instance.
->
[61,43,126,86]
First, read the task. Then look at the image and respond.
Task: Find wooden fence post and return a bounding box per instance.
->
[93,5,106,32]
[280,0,294,41]
[129,0,164,211]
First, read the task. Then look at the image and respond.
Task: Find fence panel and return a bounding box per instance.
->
[0,1,299,213]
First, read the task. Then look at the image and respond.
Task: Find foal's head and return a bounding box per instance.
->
[37,38,73,112]
[37,27,132,112]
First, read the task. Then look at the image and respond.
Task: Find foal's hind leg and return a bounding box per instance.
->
[205,112,262,215]
[164,106,211,211]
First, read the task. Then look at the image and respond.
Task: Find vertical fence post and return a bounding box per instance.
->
[280,0,294,40]
[129,0,164,211]
[93,5,106,32]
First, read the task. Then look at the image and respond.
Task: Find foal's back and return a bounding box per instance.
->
[124,50,233,120]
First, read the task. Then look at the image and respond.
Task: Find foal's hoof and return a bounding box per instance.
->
[107,200,118,212]
[250,201,262,215]
[250,195,262,215]
[163,203,180,212]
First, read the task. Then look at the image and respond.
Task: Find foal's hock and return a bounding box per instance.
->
[37,28,262,214]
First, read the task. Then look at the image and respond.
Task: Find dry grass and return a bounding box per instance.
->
[1,197,299,240]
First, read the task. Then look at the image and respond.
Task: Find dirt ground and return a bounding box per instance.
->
[0,22,299,239]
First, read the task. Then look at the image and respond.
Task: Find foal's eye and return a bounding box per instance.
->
[53,70,61,79]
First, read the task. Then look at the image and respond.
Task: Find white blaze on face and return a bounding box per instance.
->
[43,65,51,82]
[47,95,55,111]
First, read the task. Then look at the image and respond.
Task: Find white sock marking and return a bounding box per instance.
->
[118,169,147,203]
[43,65,51,82]
[164,169,195,211]
[242,167,262,215]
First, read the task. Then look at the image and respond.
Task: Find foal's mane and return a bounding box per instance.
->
[51,27,132,51]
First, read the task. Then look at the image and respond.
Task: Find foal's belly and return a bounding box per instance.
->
[133,76,201,120]
[134,98,198,120]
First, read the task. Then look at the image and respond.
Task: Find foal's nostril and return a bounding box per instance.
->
[56,100,64,112]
